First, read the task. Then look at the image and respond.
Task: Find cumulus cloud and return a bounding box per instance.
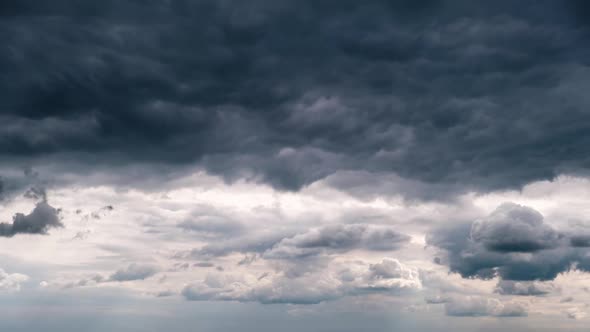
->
[183,258,421,305]
[360,258,422,291]
[0,201,62,237]
[444,296,528,317]
[470,203,562,253]
[0,268,28,292]
[428,202,590,281]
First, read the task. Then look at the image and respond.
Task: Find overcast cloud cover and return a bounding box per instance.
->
[2,1,590,331]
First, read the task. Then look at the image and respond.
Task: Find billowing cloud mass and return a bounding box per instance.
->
[2,0,590,198]
[470,204,562,253]
[428,202,590,281]
[2,1,590,331]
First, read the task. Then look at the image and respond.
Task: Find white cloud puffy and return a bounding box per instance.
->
[0,268,28,292]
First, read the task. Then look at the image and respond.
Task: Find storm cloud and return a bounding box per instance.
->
[1,0,590,198]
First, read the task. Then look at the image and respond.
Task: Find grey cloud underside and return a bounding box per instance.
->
[428,203,590,281]
[108,263,159,282]
[495,280,557,296]
[0,201,62,237]
[2,1,590,195]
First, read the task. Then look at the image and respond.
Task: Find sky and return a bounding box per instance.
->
[1,1,590,331]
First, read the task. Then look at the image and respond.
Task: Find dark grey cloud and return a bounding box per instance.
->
[428,203,590,281]
[1,1,590,197]
[470,203,562,253]
[570,234,590,247]
[0,167,50,203]
[23,186,47,202]
[0,177,7,202]
[0,201,62,237]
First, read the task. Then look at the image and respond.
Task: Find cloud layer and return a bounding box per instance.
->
[2,1,590,198]
[2,1,590,331]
